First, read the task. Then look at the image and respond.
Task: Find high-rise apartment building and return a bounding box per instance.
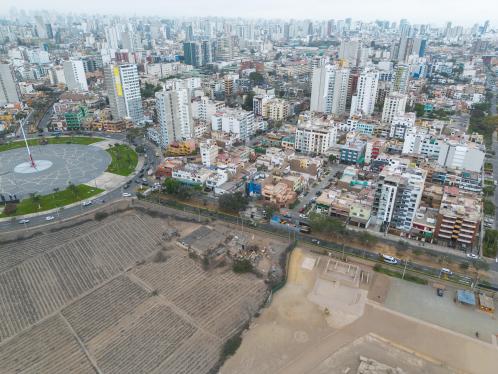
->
[392,64,410,94]
[0,63,21,105]
[381,92,407,123]
[310,64,350,115]
[211,108,254,141]
[104,64,143,124]
[350,68,379,117]
[63,60,89,92]
[294,120,337,154]
[156,88,194,148]
[373,162,426,232]
[183,40,213,67]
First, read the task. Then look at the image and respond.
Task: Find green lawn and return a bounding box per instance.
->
[0,136,104,152]
[0,184,103,217]
[105,144,138,176]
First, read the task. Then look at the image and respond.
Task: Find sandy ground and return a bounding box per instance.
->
[221,247,498,374]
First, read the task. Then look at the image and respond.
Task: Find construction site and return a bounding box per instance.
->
[222,247,498,374]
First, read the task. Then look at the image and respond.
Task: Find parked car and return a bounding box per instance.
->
[45,216,55,221]
[381,254,398,265]
[466,253,479,260]
[82,200,93,206]
[311,239,320,245]
[122,192,132,197]
[18,219,30,224]
[436,288,444,297]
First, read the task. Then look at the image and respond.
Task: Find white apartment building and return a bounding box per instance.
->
[48,66,66,85]
[0,63,21,105]
[253,94,273,116]
[311,64,349,115]
[211,108,255,141]
[437,140,485,172]
[374,163,426,232]
[294,120,337,155]
[392,64,410,94]
[104,64,143,124]
[200,139,219,167]
[389,113,416,139]
[338,40,359,66]
[266,98,290,121]
[381,92,407,123]
[63,60,88,92]
[192,96,225,123]
[402,128,441,159]
[350,68,379,117]
[156,88,194,148]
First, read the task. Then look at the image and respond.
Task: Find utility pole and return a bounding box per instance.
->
[402,259,408,279]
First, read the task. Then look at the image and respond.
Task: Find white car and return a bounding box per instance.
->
[440,267,454,276]
[381,254,398,265]
[299,213,307,219]
[45,216,55,221]
[466,253,479,260]
[18,219,30,224]
[122,192,132,197]
[82,200,93,206]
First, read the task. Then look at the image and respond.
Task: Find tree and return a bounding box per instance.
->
[328,155,337,163]
[67,182,79,199]
[308,212,347,236]
[249,72,264,85]
[484,200,495,216]
[163,178,181,194]
[30,193,41,210]
[414,103,425,117]
[218,192,249,213]
[242,91,255,111]
[140,82,162,99]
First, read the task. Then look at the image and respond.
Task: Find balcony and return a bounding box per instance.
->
[438,233,452,239]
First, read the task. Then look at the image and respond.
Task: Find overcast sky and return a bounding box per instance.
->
[2,0,497,26]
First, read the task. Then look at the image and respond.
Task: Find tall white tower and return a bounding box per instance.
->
[156,89,194,148]
[350,68,379,117]
[310,64,350,115]
[63,60,88,92]
[104,64,143,124]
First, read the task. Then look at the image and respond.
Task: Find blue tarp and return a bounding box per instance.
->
[457,290,476,305]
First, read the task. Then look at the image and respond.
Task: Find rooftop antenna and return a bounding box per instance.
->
[19,119,36,168]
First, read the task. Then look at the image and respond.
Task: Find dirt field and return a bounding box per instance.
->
[0,205,268,374]
[222,246,498,374]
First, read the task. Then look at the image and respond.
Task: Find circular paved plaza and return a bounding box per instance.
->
[0,144,111,199]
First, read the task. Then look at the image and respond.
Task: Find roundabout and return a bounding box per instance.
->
[0,143,112,199]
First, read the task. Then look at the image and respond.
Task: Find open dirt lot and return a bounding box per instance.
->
[222,247,498,374]
[0,204,268,374]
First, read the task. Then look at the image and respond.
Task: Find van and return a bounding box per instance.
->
[381,254,398,265]
[440,268,453,276]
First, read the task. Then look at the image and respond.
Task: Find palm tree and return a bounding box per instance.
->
[30,192,41,211]
[67,182,79,199]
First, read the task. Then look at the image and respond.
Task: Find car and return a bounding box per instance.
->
[466,253,479,260]
[122,192,132,197]
[82,200,93,206]
[381,254,398,265]
[299,207,305,213]
[436,288,444,297]
[440,267,454,275]
[45,216,55,221]
[311,239,320,245]
[315,191,322,196]
[299,213,307,219]
[18,219,30,224]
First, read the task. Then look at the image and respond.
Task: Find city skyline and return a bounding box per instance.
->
[2,0,498,26]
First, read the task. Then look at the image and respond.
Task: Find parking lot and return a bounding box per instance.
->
[385,278,498,343]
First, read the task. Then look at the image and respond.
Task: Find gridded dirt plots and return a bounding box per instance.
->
[0,211,268,374]
[0,315,96,374]
[132,250,268,339]
[61,275,151,343]
[0,214,161,343]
